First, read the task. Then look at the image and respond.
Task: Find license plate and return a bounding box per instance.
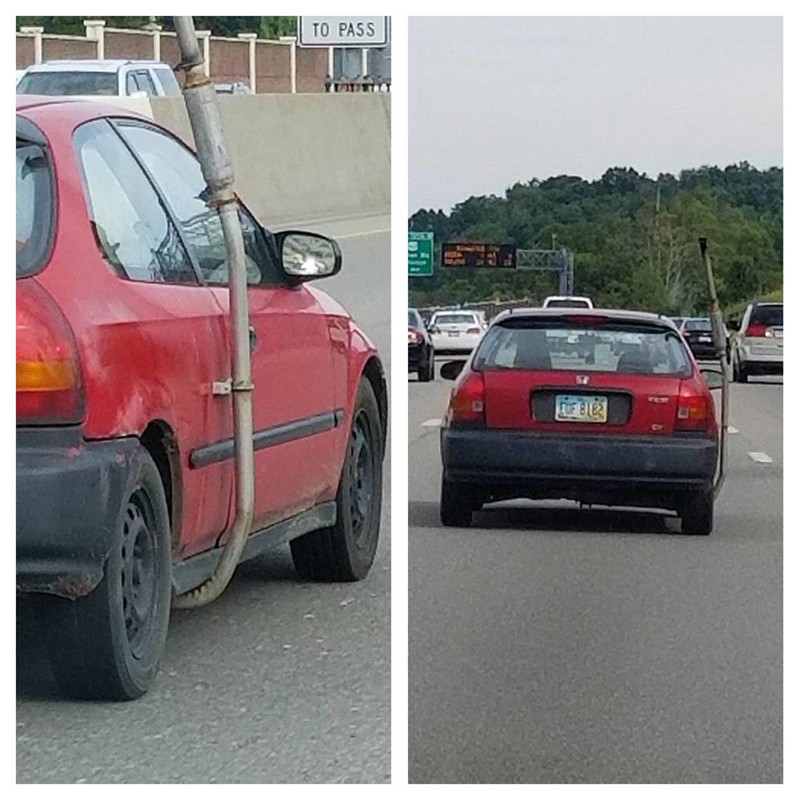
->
[699,336,711,343]
[554,394,608,423]
[448,331,460,337]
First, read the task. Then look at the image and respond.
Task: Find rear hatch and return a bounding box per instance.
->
[433,312,479,340]
[474,315,692,436]
[745,304,783,356]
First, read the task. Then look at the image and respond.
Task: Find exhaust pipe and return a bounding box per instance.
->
[698,237,728,499]
[172,17,255,608]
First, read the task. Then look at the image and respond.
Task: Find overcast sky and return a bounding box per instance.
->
[409,16,782,214]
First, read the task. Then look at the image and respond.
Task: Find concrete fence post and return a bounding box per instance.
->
[280,36,297,93]
[83,19,106,59]
[19,26,44,64]
[238,32,258,93]
[145,22,163,61]
[328,47,335,93]
[195,30,211,76]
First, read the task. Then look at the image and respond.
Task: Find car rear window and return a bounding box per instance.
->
[433,313,477,325]
[474,319,692,376]
[545,299,591,308]
[750,304,783,326]
[17,71,118,96]
[16,140,53,277]
[684,319,712,332]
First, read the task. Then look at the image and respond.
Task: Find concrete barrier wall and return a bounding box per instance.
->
[149,94,390,228]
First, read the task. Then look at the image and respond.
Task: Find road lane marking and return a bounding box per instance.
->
[335,228,391,239]
[421,418,441,427]
[748,451,773,464]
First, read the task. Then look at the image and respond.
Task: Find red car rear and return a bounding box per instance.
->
[440,309,719,534]
[16,98,387,700]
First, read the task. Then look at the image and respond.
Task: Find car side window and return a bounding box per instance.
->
[74,120,197,285]
[114,121,281,287]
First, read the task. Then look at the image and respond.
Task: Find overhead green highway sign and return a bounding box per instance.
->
[408,231,434,277]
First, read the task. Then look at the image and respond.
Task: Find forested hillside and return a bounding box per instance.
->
[409,164,782,315]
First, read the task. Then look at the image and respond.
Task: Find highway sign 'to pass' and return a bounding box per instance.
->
[409,232,434,277]
[298,17,390,48]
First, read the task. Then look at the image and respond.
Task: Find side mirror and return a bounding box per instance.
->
[700,367,724,390]
[275,230,341,283]
[440,360,467,381]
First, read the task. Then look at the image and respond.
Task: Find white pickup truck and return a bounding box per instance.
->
[17,59,182,98]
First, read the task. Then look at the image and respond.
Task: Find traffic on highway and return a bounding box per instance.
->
[408,14,781,785]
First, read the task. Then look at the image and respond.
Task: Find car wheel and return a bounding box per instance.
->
[440,477,474,527]
[291,377,383,581]
[418,348,433,382]
[37,447,172,700]
[681,490,714,536]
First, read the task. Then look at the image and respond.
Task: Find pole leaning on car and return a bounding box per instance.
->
[698,237,728,499]
[172,16,255,608]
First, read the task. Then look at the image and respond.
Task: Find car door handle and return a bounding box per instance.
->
[249,324,257,353]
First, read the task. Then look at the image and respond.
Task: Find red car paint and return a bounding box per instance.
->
[17,98,381,560]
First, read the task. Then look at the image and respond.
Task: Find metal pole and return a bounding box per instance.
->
[699,237,728,498]
[172,16,255,608]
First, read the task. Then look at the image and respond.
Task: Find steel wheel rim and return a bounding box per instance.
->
[349,410,375,548]
[121,490,158,658]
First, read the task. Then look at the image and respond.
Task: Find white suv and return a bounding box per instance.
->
[730,302,783,382]
[17,60,182,98]
[542,295,594,309]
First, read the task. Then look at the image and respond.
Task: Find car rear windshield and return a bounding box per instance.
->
[545,299,590,308]
[750,304,783,326]
[684,319,712,332]
[16,140,53,277]
[434,313,477,325]
[17,71,118,96]
[473,319,692,376]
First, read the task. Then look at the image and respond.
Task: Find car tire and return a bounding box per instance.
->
[418,348,434,382]
[37,446,172,701]
[440,478,473,527]
[291,377,383,581]
[732,354,746,383]
[681,490,714,536]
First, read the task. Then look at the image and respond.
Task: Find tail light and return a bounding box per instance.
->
[745,323,771,337]
[675,379,717,436]
[445,369,485,427]
[466,326,480,334]
[408,328,422,344]
[17,279,85,425]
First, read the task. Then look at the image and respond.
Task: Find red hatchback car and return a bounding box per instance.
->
[16,98,387,700]
[440,309,720,534]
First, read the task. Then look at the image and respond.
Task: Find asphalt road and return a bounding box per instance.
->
[17,219,391,784]
[408,363,782,783]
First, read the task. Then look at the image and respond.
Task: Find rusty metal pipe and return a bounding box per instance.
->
[699,237,728,499]
[172,16,254,608]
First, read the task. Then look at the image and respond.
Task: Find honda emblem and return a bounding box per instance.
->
[576,375,590,385]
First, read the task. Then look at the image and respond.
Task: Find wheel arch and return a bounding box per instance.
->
[361,356,388,456]
[139,419,183,552]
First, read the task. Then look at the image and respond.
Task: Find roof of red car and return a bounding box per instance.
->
[16,95,148,123]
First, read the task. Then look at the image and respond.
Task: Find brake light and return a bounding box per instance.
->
[564,315,607,326]
[408,329,422,344]
[746,323,769,337]
[675,380,716,436]
[466,327,480,334]
[445,370,485,427]
[17,279,85,425]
